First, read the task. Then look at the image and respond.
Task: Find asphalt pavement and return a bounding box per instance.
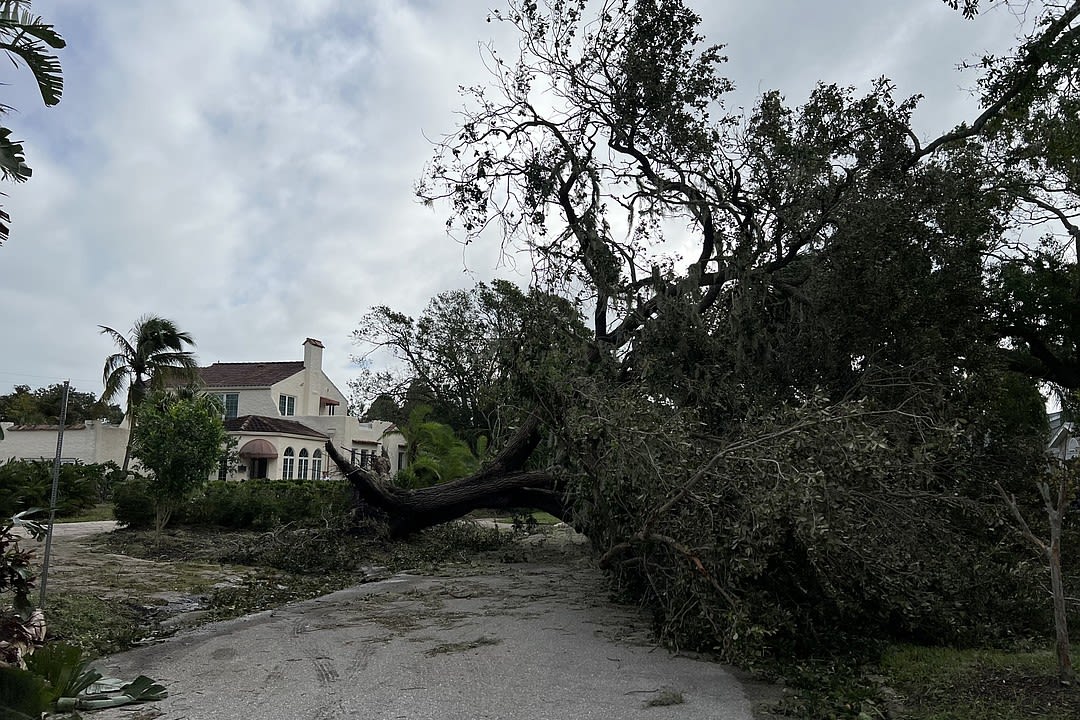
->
[92,560,756,720]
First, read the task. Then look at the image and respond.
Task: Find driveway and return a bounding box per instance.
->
[93,558,756,720]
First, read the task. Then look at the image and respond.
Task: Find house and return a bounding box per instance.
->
[1048,411,1079,461]
[0,338,406,481]
[196,338,405,481]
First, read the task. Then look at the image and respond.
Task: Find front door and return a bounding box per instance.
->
[249,457,268,480]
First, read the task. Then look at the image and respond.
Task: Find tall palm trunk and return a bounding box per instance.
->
[121,379,147,474]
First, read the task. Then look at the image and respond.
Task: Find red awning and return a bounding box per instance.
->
[238,439,277,458]
[320,396,340,405]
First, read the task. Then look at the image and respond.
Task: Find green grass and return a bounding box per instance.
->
[881,644,1080,720]
[55,503,114,523]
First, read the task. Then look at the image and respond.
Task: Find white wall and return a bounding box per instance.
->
[0,420,129,465]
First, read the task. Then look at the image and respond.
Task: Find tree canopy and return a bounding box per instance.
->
[100,314,199,472]
[131,390,226,539]
[0,384,122,426]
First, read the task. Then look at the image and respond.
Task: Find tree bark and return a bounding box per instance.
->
[1048,532,1074,684]
[326,413,569,537]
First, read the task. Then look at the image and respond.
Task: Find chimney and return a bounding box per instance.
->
[303,337,324,371]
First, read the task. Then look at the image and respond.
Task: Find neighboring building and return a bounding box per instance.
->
[0,419,129,465]
[1048,411,1078,461]
[195,338,405,481]
[0,338,406,481]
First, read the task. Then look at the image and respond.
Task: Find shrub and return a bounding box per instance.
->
[0,460,108,518]
[184,479,351,531]
[110,477,155,530]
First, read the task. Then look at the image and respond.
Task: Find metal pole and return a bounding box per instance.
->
[38,380,69,609]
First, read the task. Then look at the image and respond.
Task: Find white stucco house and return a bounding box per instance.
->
[0,338,405,481]
[198,338,405,481]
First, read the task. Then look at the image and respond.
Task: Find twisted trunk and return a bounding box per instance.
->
[326,413,569,537]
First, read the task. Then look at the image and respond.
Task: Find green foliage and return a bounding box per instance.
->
[0,460,118,518]
[395,405,480,488]
[351,279,590,450]
[576,387,1046,662]
[0,383,123,425]
[881,644,1080,720]
[0,515,38,621]
[773,658,886,720]
[115,477,350,532]
[0,0,64,246]
[397,0,1080,670]
[99,314,199,472]
[110,476,155,529]
[361,392,403,424]
[131,390,226,537]
[0,665,50,719]
[24,642,102,704]
[184,479,351,531]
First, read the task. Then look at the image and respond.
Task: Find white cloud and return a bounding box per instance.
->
[0,0,1042,400]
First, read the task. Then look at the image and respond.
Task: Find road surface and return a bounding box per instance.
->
[93,558,756,720]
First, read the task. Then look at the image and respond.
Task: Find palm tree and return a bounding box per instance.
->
[0,0,65,245]
[100,315,199,473]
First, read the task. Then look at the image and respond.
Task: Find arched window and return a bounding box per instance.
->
[282,447,295,480]
[298,448,309,480]
[312,449,323,480]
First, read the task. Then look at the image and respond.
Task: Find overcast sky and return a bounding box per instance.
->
[0,0,1040,408]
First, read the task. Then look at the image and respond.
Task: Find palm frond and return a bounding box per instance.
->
[0,126,29,182]
[147,351,198,368]
[99,325,135,358]
[0,5,65,48]
[0,4,65,106]
[101,317,200,401]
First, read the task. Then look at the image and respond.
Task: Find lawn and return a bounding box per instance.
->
[880,644,1080,720]
[55,503,114,523]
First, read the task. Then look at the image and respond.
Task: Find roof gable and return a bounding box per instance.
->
[198,361,304,388]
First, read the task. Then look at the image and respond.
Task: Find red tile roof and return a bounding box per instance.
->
[197,362,304,388]
[223,415,327,439]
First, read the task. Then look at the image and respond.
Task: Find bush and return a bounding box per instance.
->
[184,479,351,531]
[110,477,155,530]
[0,460,112,518]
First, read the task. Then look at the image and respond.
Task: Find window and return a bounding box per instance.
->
[298,449,309,480]
[325,404,336,416]
[312,450,322,480]
[282,447,295,480]
[217,458,228,481]
[216,393,239,419]
[279,394,296,416]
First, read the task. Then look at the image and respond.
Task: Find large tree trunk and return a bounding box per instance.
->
[326,414,569,537]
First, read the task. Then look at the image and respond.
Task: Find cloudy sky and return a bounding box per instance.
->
[0,0,1040,409]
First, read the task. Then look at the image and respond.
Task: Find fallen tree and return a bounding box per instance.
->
[338,0,1078,661]
[326,413,568,537]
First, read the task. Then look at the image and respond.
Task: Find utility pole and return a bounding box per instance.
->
[38,379,69,609]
